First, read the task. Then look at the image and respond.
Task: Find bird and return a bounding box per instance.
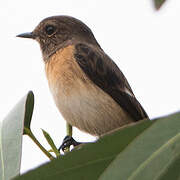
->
[17,16,148,149]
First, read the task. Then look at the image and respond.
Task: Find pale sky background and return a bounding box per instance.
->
[0,0,180,174]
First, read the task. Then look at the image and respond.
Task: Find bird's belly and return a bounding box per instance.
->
[51,80,133,136]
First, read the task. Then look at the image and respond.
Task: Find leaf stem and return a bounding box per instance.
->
[24,127,54,160]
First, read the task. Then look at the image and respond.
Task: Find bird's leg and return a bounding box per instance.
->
[58,123,82,152]
[58,135,82,152]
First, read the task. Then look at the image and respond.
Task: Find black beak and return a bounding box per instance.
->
[16,32,35,39]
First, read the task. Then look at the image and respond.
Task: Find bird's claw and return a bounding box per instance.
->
[58,135,81,152]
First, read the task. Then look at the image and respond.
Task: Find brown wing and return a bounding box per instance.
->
[74,43,148,121]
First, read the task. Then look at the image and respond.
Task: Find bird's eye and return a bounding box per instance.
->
[45,25,56,36]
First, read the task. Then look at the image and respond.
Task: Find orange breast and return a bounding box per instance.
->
[45,45,89,95]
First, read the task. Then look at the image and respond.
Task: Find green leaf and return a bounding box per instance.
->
[0,91,34,180]
[23,91,34,132]
[129,133,180,180]
[154,0,166,10]
[99,112,180,180]
[41,129,60,157]
[157,154,180,180]
[15,119,152,180]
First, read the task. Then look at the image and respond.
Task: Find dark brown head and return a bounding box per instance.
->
[17,16,100,61]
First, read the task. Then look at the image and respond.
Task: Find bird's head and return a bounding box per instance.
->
[17,16,99,61]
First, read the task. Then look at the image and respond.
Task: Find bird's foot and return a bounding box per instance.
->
[58,135,81,152]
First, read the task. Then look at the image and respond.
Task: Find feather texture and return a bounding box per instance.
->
[74,43,148,121]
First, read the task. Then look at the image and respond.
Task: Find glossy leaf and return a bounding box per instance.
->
[130,133,180,180]
[157,154,180,180]
[99,112,180,180]
[0,91,34,180]
[15,119,152,180]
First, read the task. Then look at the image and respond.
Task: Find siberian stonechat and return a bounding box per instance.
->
[17,16,148,143]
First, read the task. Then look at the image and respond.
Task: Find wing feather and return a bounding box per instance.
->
[74,43,148,121]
